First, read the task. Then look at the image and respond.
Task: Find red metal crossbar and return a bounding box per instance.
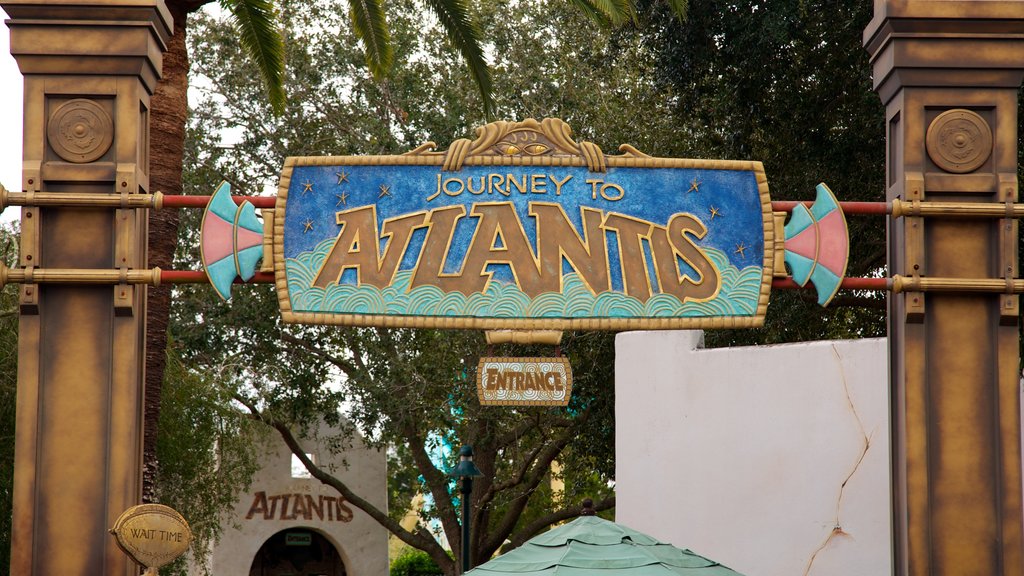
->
[771,277,889,290]
[160,270,275,283]
[163,195,276,209]
[770,200,889,215]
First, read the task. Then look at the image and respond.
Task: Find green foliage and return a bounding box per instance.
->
[0,223,19,574]
[423,0,495,117]
[220,0,287,113]
[180,0,891,573]
[153,343,269,576]
[181,4,633,572]
[633,0,887,346]
[391,548,446,576]
[348,0,393,80]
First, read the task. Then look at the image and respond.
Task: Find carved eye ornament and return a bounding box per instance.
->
[495,141,551,156]
[524,143,550,155]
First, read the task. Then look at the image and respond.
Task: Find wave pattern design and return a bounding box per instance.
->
[285,238,761,318]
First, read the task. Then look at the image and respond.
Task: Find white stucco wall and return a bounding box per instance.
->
[204,424,388,576]
[615,331,890,576]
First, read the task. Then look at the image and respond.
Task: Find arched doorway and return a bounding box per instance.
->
[249,528,347,576]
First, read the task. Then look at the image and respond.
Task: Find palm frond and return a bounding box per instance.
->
[663,0,688,21]
[566,0,613,28]
[220,0,287,114]
[574,0,635,27]
[424,0,495,118]
[349,0,393,80]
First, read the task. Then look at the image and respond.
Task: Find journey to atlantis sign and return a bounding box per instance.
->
[267,118,781,330]
[201,117,847,327]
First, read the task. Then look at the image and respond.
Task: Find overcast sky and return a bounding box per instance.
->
[0,9,24,225]
[0,8,206,222]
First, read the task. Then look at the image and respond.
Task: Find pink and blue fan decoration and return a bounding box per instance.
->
[201,181,264,301]
[783,183,849,306]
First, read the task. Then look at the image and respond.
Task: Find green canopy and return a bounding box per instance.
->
[465,515,745,576]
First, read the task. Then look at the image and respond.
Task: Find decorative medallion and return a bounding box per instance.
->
[110,503,193,570]
[925,109,992,174]
[47,99,114,163]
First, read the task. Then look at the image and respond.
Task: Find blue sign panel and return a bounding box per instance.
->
[273,120,774,330]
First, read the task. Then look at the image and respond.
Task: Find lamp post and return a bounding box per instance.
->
[450,445,483,574]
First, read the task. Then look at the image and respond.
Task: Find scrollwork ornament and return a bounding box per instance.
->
[47,99,114,163]
[925,109,992,174]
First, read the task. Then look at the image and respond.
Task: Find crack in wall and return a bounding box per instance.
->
[802,345,874,576]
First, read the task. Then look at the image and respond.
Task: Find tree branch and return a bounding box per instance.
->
[280,332,361,379]
[478,442,543,508]
[233,394,452,570]
[494,417,541,449]
[403,424,464,561]
[478,427,579,557]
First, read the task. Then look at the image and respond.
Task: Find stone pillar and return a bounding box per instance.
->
[864,2,1024,575]
[3,1,170,574]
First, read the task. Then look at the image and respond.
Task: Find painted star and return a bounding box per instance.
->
[335,191,349,207]
[687,178,701,193]
[303,218,314,233]
[336,170,349,185]
[734,243,747,257]
[378,184,392,198]
[709,206,721,219]
[301,180,314,195]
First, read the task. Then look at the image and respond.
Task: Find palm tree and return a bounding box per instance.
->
[141,0,685,499]
[144,0,288,500]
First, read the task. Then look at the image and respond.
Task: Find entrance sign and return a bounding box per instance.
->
[477,357,573,406]
[285,532,313,546]
[273,119,774,330]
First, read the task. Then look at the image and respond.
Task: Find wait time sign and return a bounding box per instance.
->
[269,118,778,330]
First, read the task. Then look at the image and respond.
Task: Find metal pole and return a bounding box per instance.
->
[865,4,1024,574]
[461,476,472,574]
[3,1,171,573]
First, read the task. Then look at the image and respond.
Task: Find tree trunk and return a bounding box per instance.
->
[142,2,189,502]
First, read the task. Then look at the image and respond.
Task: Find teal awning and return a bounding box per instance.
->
[466,516,745,576]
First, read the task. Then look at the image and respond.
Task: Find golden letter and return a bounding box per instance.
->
[458,202,542,295]
[411,206,482,292]
[488,173,505,195]
[531,203,610,295]
[313,206,378,288]
[531,174,547,194]
[443,177,465,197]
[467,176,486,195]
[600,182,625,201]
[313,207,426,288]
[426,174,441,202]
[550,174,572,196]
[507,174,527,195]
[604,213,654,302]
[650,214,720,302]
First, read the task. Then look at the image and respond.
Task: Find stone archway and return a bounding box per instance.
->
[249,528,347,576]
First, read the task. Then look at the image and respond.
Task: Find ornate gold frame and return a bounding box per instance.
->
[274,118,774,330]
